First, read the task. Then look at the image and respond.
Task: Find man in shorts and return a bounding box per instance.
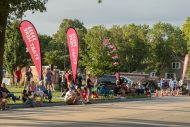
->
[15,67,22,88]
[45,68,53,90]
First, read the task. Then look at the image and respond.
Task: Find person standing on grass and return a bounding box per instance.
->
[61,71,68,96]
[66,73,73,90]
[45,68,53,91]
[76,72,82,88]
[86,74,93,103]
[51,71,55,91]
[24,63,33,89]
[15,67,22,88]
[94,76,98,91]
[64,71,70,86]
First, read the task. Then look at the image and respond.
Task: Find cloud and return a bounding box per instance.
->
[24,0,190,35]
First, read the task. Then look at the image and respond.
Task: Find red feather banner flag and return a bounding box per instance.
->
[66,27,79,83]
[19,20,42,80]
[181,54,189,81]
[103,39,120,80]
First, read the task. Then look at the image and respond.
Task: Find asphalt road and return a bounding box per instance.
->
[1,96,190,127]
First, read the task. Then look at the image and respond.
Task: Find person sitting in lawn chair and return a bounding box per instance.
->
[98,83,110,96]
[0,91,8,110]
[92,77,98,98]
[82,87,88,101]
[64,87,78,105]
[0,83,20,104]
[27,81,37,93]
[24,91,37,107]
[22,89,29,103]
[38,80,52,103]
[22,89,37,107]
[75,86,86,104]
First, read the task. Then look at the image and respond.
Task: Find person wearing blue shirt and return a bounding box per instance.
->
[160,78,165,89]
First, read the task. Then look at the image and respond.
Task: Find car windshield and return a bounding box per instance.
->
[98,75,116,84]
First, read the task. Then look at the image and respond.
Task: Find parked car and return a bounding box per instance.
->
[98,75,133,90]
[98,75,116,90]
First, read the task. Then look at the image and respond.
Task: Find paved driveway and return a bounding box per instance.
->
[1,96,190,127]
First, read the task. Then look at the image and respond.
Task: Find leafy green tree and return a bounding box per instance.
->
[148,22,187,76]
[81,26,113,76]
[44,50,69,70]
[109,25,123,49]
[52,19,87,70]
[0,0,48,83]
[119,24,150,72]
[43,41,66,69]
[4,20,28,82]
[38,34,52,65]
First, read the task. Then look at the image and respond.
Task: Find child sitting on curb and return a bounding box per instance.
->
[22,90,37,107]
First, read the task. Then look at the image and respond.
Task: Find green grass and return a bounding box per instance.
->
[6,86,148,105]
[7,86,64,104]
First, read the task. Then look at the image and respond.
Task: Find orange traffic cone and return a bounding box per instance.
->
[155,89,158,97]
[177,89,180,96]
[171,89,175,96]
[161,89,164,96]
[165,89,168,96]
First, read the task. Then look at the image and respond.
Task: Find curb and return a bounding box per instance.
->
[9,97,152,110]
[92,97,149,103]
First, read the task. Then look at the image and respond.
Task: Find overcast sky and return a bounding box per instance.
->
[24,0,190,36]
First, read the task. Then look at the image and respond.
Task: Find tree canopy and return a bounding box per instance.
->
[48,19,87,70]
[81,26,115,76]
[149,22,187,76]
[4,20,28,76]
[0,0,48,83]
[0,0,189,80]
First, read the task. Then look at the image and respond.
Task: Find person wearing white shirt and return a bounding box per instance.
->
[64,87,77,105]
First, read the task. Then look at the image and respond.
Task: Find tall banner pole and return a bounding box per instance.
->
[181,54,189,82]
[19,20,42,80]
[103,39,120,80]
[66,27,79,83]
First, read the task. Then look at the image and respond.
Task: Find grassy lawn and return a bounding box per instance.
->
[7,87,64,104]
[6,86,148,105]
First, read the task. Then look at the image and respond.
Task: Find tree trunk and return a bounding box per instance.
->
[0,1,9,83]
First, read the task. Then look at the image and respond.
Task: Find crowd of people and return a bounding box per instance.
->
[111,77,190,97]
[159,77,190,95]
[0,64,102,110]
[0,64,54,110]
[61,72,96,104]
[2,63,190,110]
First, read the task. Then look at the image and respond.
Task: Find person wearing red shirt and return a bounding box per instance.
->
[15,67,22,88]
